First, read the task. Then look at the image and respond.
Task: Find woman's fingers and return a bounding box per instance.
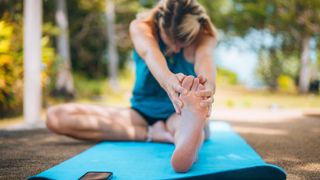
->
[163,73,190,114]
[168,87,183,114]
[207,105,212,117]
[196,89,213,97]
[197,75,207,84]
[192,78,199,91]
[200,97,214,107]
[168,90,179,114]
[176,73,186,82]
[173,82,187,95]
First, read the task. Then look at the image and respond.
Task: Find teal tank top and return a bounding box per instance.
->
[130,39,196,119]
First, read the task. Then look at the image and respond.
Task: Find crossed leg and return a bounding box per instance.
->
[46,104,173,142]
[46,104,149,141]
[166,75,209,172]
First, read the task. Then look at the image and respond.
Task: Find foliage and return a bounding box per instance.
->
[277,75,296,93]
[256,48,283,90]
[0,0,141,117]
[0,21,23,117]
[44,0,141,78]
[217,67,238,86]
[0,2,57,117]
[202,0,320,91]
[73,73,107,98]
[72,66,134,106]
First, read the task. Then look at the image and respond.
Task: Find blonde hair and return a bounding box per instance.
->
[137,0,218,46]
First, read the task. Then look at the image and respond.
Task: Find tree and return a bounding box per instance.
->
[203,0,320,93]
[54,0,75,99]
[256,47,284,90]
[268,0,320,93]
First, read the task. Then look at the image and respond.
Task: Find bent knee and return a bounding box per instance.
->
[46,106,65,133]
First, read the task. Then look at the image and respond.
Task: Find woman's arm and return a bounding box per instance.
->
[130,20,170,84]
[129,20,187,114]
[194,35,217,116]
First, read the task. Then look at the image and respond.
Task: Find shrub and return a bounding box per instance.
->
[0,21,23,117]
[277,75,296,93]
[0,21,56,118]
[217,67,238,86]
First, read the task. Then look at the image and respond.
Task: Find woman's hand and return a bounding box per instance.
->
[196,75,215,117]
[161,73,188,114]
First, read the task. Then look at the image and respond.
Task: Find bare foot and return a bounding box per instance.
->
[151,121,174,143]
[197,83,211,140]
[171,76,208,172]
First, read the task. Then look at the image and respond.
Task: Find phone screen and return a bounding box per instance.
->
[79,172,112,180]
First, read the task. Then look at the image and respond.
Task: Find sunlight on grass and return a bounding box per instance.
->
[0,110,47,128]
[0,116,23,128]
[73,66,134,107]
[215,85,320,109]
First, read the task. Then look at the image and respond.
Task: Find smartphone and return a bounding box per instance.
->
[79,171,113,180]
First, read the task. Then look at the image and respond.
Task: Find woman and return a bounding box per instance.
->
[46,0,217,173]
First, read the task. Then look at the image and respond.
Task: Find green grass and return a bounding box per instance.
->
[73,67,134,107]
[215,85,320,109]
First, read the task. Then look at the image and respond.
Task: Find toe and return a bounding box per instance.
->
[181,75,194,91]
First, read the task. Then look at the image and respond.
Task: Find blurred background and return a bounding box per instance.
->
[2,1,320,178]
[0,0,319,126]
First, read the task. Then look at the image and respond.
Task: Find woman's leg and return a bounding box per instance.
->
[165,76,209,172]
[46,103,174,142]
[46,103,150,141]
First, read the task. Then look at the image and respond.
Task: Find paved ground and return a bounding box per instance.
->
[215,109,320,180]
[0,109,319,180]
[0,128,94,179]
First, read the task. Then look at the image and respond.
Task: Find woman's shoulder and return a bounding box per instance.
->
[129,19,157,38]
[129,18,161,59]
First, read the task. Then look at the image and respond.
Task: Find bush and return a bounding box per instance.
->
[73,73,107,98]
[0,21,23,117]
[277,75,296,93]
[0,21,56,118]
[217,67,238,86]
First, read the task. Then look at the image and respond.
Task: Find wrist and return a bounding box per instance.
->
[159,70,174,88]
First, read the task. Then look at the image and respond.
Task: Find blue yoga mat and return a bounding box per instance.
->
[29,121,286,179]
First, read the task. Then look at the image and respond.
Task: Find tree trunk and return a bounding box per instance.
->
[298,36,311,94]
[23,0,42,125]
[54,0,75,98]
[105,0,119,89]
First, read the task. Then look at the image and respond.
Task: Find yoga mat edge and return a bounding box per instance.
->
[28,121,287,180]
